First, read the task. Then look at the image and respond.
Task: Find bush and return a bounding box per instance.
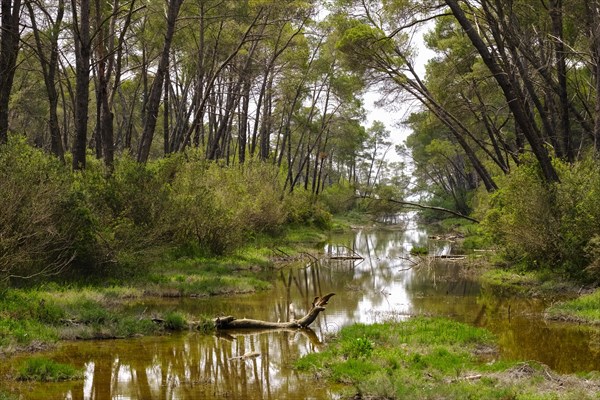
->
[168,160,286,254]
[320,183,356,214]
[70,154,178,277]
[283,189,333,229]
[481,155,600,278]
[0,137,88,283]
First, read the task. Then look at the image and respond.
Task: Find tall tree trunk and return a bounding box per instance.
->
[238,78,250,163]
[259,74,274,160]
[0,0,23,144]
[445,0,560,183]
[71,0,92,170]
[585,0,600,153]
[137,0,183,163]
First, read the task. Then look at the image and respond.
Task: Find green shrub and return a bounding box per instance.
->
[169,161,286,254]
[70,154,177,278]
[284,189,333,229]
[321,183,356,214]
[17,357,81,382]
[481,155,600,277]
[0,137,85,283]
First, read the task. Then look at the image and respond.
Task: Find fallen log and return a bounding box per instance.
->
[214,293,335,330]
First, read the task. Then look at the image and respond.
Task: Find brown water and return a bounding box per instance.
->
[4,219,600,399]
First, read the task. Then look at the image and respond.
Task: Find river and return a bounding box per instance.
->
[5,218,600,399]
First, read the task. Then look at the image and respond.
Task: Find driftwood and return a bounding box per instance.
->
[214,293,335,330]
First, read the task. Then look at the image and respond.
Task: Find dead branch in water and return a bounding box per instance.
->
[358,195,480,223]
[214,293,335,330]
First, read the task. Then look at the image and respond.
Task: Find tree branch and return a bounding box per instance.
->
[360,196,480,223]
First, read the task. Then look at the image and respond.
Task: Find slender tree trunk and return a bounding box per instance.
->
[585,0,600,153]
[549,0,573,162]
[260,74,274,160]
[238,78,250,163]
[163,68,170,155]
[71,0,92,170]
[137,0,183,163]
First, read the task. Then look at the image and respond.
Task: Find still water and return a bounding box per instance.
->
[7,218,600,399]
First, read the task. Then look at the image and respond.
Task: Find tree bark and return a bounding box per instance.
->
[26,0,65,162]
[549,0,573,162]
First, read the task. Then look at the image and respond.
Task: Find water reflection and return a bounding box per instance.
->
[8,221,600,399]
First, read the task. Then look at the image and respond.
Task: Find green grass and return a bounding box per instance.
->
[410,246,429,256]
[546,289,600,324]
[296,317,598,399]
[17,357,81,382]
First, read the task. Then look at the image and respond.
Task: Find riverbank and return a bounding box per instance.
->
[0,223,330,355]
[546,289,600,324]
[478,267,600,325]
[296,317,600,399]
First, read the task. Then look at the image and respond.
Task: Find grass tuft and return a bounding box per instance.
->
[17,357,81,382]
[164,311,187,331]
